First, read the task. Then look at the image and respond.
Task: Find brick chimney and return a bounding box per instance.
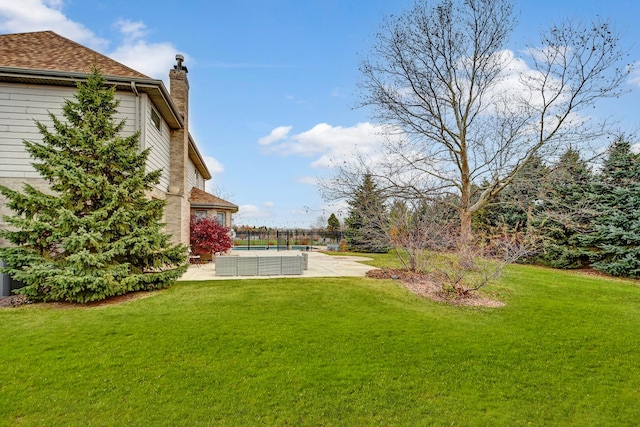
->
[166,54,191,245]
[170,54,189,133]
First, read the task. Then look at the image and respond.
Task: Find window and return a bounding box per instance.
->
[217,212,226,225]
[194,210,207,220]
[151,108,161,132]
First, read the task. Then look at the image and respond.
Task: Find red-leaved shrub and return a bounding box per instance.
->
[190,215,233,256]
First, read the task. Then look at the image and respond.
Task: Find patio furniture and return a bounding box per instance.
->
[215,254,305,276]
[188,248,201,267]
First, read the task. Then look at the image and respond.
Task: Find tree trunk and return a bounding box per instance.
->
[459,154,474,253]
[457,181,474,269]
[459,210,473,246]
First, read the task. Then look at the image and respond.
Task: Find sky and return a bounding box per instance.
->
[1,0,639,228]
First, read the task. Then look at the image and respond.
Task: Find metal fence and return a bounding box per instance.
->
[233,229,343,251]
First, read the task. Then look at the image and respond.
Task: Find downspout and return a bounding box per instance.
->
[130,81,142,150]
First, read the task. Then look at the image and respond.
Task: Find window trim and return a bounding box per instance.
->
[151,108,162,132]
[217,212,226,225]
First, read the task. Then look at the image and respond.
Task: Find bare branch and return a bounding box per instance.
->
[339,0,630,242]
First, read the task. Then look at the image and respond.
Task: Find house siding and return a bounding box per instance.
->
[144,99,171,192]
[0,83,68,178]
[115,95,136,135]
[187,158,205,191]
[0,82,172,243]
[0,82,169,193]
[0,83,138,179]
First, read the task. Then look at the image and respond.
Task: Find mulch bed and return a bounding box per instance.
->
[367,268,505,307]
[0,294,32,308]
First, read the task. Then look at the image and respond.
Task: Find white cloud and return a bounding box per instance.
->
[322,200,349,219]
[284,94,307,105]
[0,1,185,82]
[523,45,572,66]
[258,122,390,168]
[0,0,108,50]
[108,18,181,80]
[263,201,275,208]
[113,19,147,42]
[258,125,292,145]
[203,156,226,195]
[470,49,568,116]
[203,155,224,176]
[109,41,181,80]
[298,176,319,186]
[234,203,275,222]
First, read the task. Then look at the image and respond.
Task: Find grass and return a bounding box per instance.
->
[1,258,640,426]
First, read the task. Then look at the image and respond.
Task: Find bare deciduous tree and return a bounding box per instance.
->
[353,0,630,245]
[387,199,456,272]
[368,197,538,297]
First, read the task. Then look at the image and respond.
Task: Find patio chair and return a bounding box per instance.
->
[188,248,201,267]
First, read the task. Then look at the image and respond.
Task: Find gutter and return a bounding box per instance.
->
[0,66,184,130]
[191,203,239,213]
[188,133,211,180]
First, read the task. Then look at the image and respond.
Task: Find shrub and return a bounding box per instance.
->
[190,216,233,256]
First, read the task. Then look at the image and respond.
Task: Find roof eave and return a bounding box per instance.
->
[188,134,212,180]
[0,66,184,129]
[191,203,239,213]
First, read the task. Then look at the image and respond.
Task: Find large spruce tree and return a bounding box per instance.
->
[0,69,187,302]
[580,137,640,278]
[534,149,594,268]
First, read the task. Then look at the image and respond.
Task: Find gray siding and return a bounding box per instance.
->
[187,158,205,191]
[144,100,171,191]
[0,83,137,179]
[0,81,183,245]
[0,83,67,178]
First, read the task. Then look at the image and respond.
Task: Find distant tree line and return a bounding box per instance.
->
[342,134,640,279]
[478,135,640,277]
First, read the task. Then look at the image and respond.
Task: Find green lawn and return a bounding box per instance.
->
[1,259,639,426]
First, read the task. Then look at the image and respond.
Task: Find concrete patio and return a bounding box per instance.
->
[179,250,377,281]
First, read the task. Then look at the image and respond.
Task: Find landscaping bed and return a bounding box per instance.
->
[367,268,505,307]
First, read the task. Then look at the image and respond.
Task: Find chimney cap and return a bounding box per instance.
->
[174,54,188,72]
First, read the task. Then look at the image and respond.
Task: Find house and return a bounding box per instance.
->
[189,187,238,228]
[0,31,238,294]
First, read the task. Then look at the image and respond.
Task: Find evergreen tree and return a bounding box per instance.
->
[474,151,598,268]
[534,148,594,268]
[580,136,640,277]
[0,69,187,302]
[475,155,548,235]
[344,174,389,253]
[326,213,341,232]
